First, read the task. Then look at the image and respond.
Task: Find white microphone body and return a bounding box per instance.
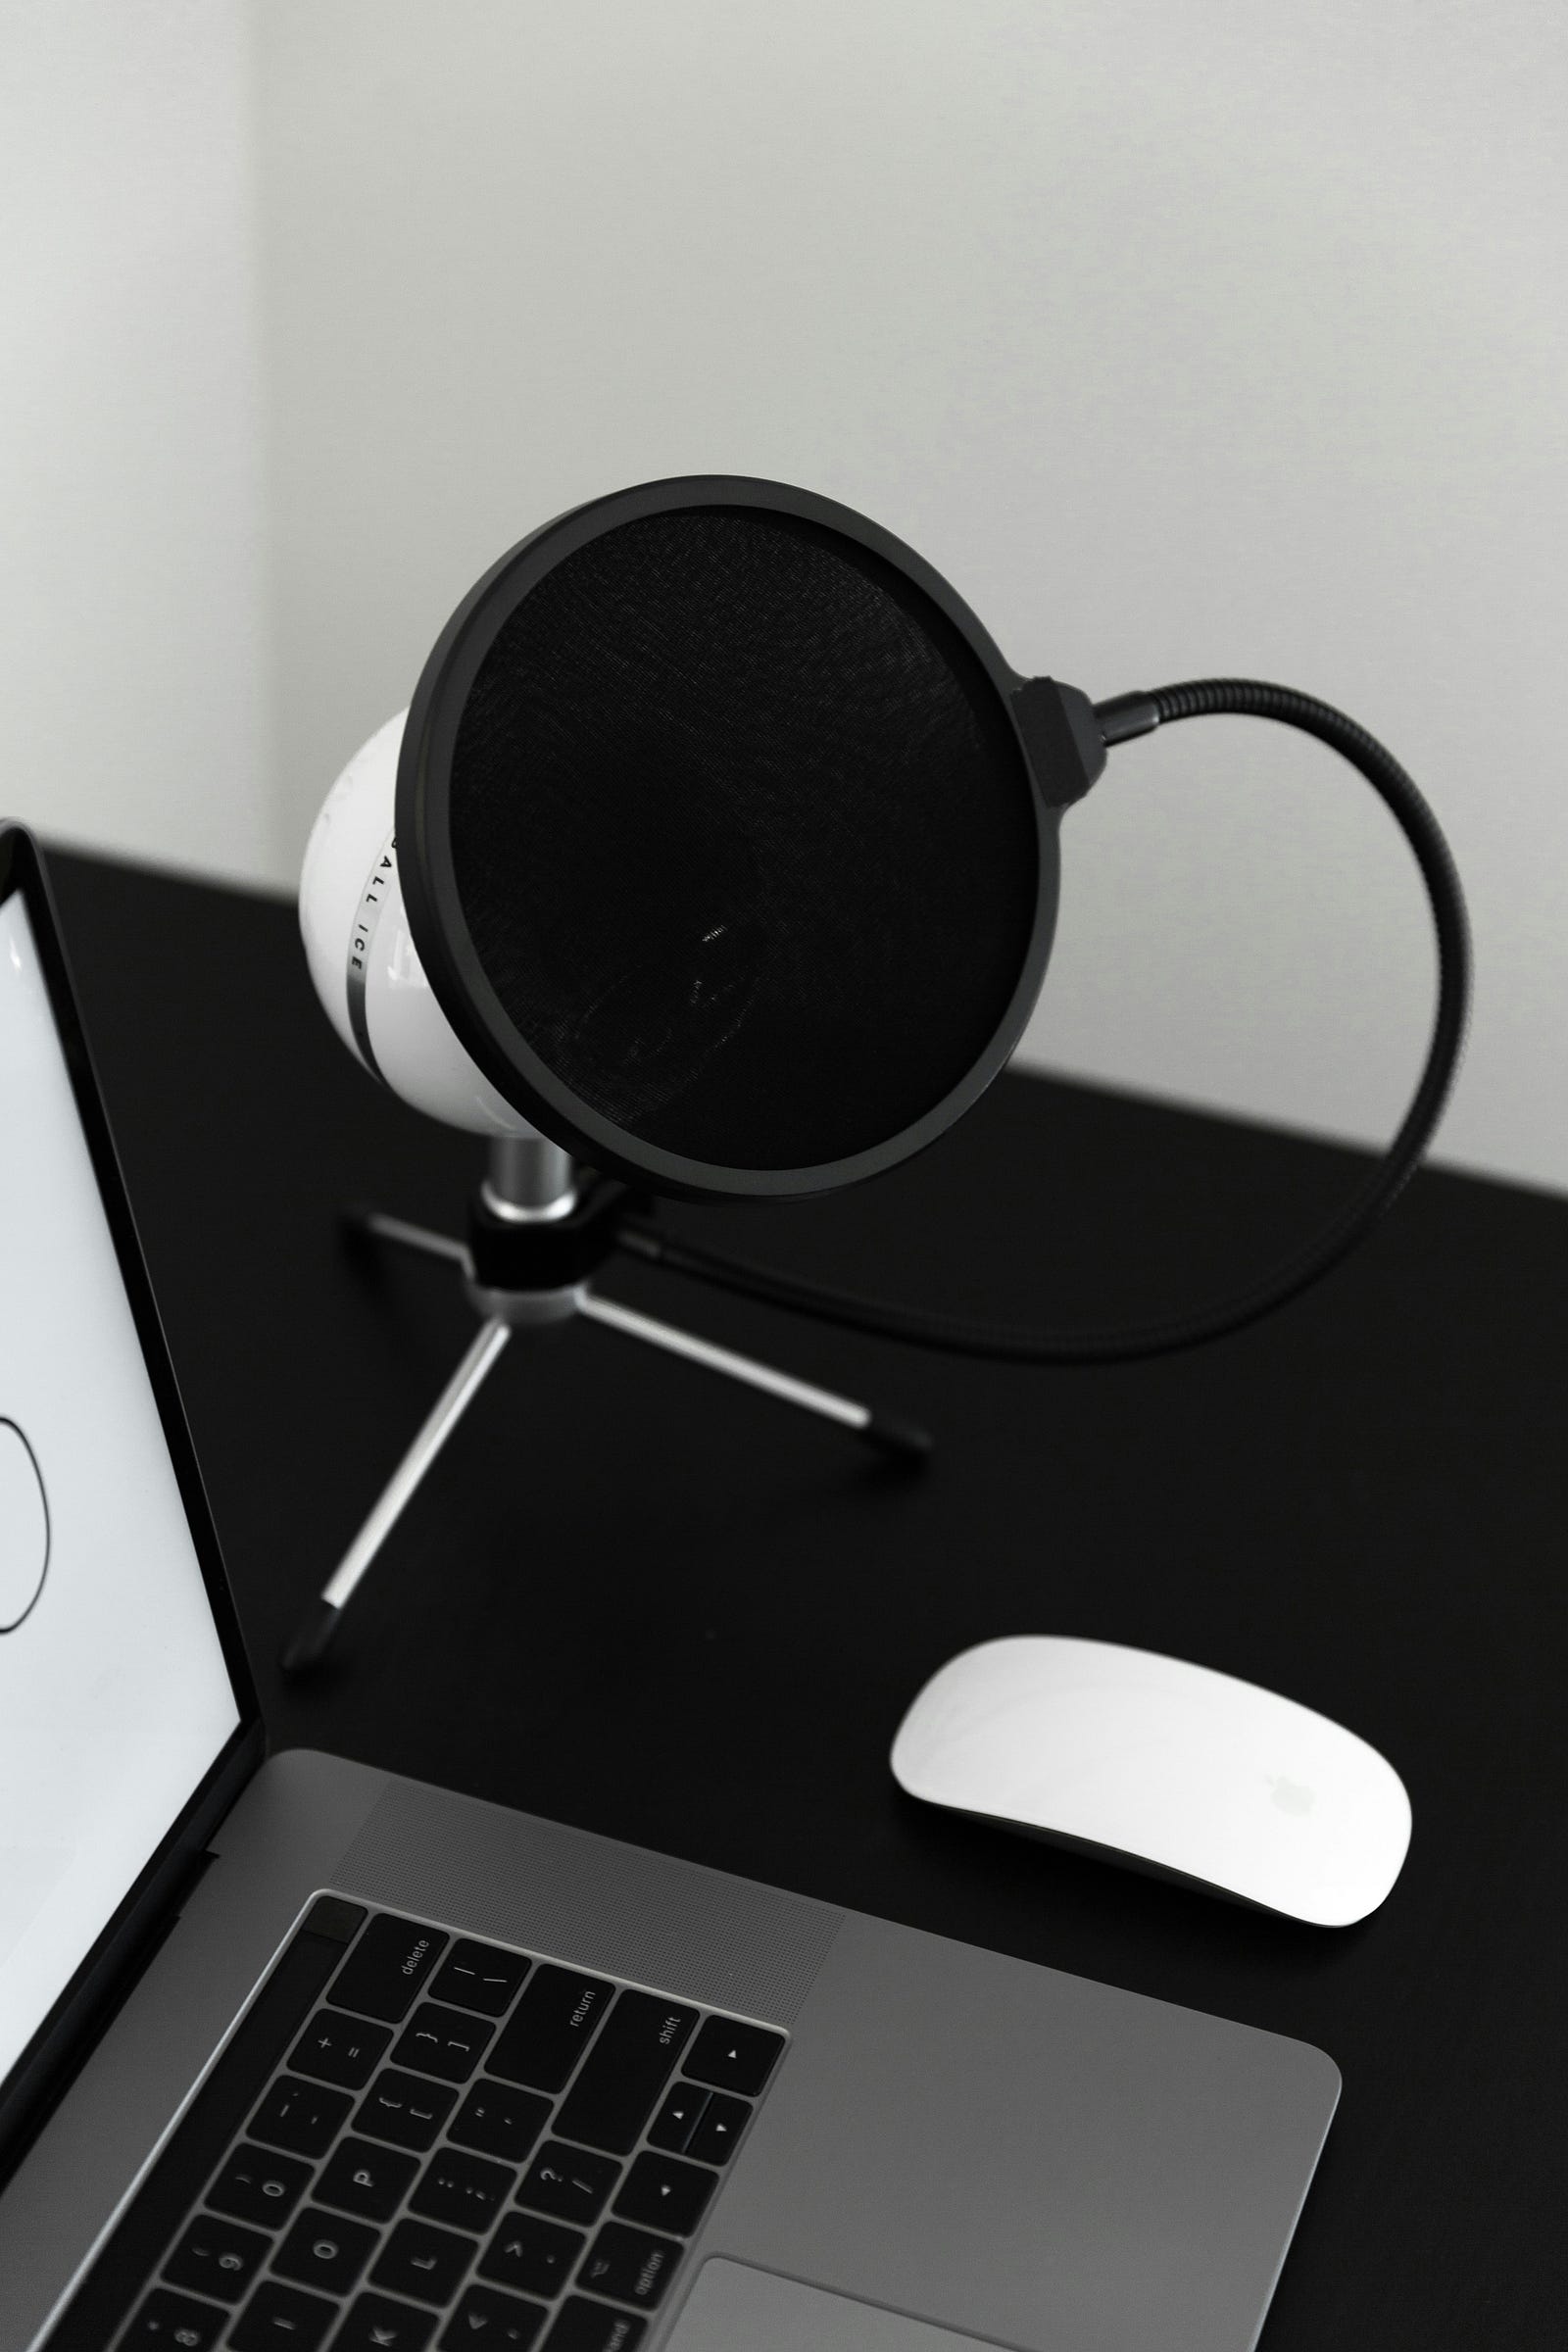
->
[299,710,543,1140]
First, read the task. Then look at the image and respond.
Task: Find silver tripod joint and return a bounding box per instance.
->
[470,1133,582,1326]
[482,1134,577,1222]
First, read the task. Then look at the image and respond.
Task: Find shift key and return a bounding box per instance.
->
[487,1964,615,2093]
[554,1992,696,2154]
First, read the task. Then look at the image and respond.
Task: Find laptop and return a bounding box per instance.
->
[0,821,1339,2352]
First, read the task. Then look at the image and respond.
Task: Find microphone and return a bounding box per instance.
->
[283,473,1467,1678]
[300,708,544,1142]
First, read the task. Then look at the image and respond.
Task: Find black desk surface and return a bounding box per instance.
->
[47,848,1567,2347]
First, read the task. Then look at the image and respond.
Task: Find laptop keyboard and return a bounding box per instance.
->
[62,1896,785,2352]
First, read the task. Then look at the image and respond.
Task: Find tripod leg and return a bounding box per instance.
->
[280,1317,512,1673]
[345,1207,472,1274]
[578,1291,930,1461]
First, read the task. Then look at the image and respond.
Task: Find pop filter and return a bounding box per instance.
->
[392,475,1101,1199]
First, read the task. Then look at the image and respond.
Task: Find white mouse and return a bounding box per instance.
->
[890,1636,1411,1927]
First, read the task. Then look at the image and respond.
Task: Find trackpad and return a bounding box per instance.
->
[666,2259,1010,2351]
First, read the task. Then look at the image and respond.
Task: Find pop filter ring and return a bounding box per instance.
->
[395,475,1074,1201]
[395,476,1470,1361]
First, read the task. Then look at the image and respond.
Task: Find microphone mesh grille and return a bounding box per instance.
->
[447,505,1039,1170]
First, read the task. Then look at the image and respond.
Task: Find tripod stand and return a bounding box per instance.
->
[280,1135,931,1673]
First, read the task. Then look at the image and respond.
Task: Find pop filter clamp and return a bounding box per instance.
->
[282,477,1469,1675]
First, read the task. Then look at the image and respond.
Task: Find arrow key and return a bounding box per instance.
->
[685,2091,750,2166]
[611,2152,715,2237]
[682,2016,783,2097]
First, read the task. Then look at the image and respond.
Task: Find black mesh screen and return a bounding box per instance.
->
[444,505,1040,1170]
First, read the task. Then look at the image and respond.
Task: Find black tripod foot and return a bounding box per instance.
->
[281,1597,342,1676]
[863,1410,933,1463]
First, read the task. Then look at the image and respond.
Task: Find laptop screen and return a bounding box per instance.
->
[0,887,242,2087]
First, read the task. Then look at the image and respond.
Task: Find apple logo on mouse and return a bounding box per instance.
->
[0,1417,50,1633]
[1269,1775,1316,1816]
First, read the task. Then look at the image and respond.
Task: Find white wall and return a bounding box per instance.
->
[5,3,1566,1192]
[246,0,1568,1192]
[0,0,274,880]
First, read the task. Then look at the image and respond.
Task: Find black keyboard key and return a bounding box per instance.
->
[685,2089,750,2165]
[371,2217,475,2305]
[575,2223,682,2311]
[162,2213,270,2301]
[542,2302,646,2351]
[612,2151,715,2237]
[334,2292,439,2350]
[307,1894,370,1942]
[553,1993,695,2157]
[682,2014,783,2096]
[272,2204,379,2295]
[251,2074,353,2158]
[440,2283,548,2347]
[229,2280,337,2349]
[450,2080,552,2164]
[207,2142,313,2227]
[394,2000,496,2083]
[515,2142,619,2228]
[645,2082,707,2155]
[329,1914,450,2025]
[289,2008,392,2089]
[432,1940,531,2019]
[357,2066,459,2151]
[411,2145,515,2231]
[317,2134,420,2222]
[122,2285,226,2348]
[478,2212,584,2300]
[486,1966,614,2094]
